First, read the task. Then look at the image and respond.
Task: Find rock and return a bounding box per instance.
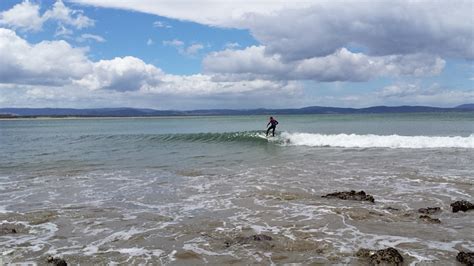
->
[225,234,273,247]
[457,251,474,266]
[418,207,441,214]
[356,247,403,265]
[1,223,25,235]
[419,215,441,224]
[322,190,375,203]
[451,200,474,213]
[47,256,67,266]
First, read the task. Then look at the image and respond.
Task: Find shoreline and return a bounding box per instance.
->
[1,111,473,121]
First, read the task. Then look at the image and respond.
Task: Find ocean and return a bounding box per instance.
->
[1,113,473,265]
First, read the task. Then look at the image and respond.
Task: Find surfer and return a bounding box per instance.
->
[266,116,279,137]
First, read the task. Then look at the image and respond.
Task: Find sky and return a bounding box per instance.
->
[0,0,473,109]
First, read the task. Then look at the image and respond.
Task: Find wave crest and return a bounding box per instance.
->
[281,132,474,148]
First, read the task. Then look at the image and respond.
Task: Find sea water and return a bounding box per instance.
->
[0,113,473,264]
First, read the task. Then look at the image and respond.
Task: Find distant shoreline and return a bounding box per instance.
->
[1,111,473,121]
[1,105,473,118]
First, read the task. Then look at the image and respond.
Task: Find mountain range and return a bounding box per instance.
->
[0,104,473,118]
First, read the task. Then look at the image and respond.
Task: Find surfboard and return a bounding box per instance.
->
[257,133,277,140]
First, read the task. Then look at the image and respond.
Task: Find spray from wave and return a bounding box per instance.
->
[280,132,474,148]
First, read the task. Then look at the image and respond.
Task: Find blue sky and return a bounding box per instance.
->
[0,0,472,109]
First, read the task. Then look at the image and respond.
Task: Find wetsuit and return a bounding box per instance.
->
[266,119,278,136]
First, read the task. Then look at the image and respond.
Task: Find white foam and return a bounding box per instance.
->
[281,132,474,148]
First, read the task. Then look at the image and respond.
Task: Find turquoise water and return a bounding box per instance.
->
[0,113,473,264]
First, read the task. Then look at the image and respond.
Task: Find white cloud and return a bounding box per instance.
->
[153,20,171,28]
[146,38,154,46]
[55,24,73,37]
[72,0,474,60]
[224,42,240,49]
[0,28,92,85]
[375,84,474,106]
[0,31,301,99]
[204,46,445,82]
[163,39,204,56]
[0,0,43,31]
[74,56,163,91]
[77,33,106,43]
[0,0,94,32]
[72,0,298,28]
[43,0,94,29]
[185,43,204,56]
[163,39,184,47]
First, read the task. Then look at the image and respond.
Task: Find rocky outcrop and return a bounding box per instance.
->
[457,251,474,266]
[47,256,67,266]
[322,190,375,203]
[419,215,441,224]
[0,223,26,235]
[418,207,441,214]
[451,200,474,213]
[356,247,404,265]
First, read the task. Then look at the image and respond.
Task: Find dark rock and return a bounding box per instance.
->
[385,207,400,211]
[356,247,404,265]
[1,223,25,235]
[418,207,441,214]
[451,200,474,213]
[47,256,67,266]
[225,234,273,247]
[419,215,441,224]
[457,251,474,266]
[322,190,375,203]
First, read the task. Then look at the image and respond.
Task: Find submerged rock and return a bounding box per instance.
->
[0,223,26,235]
[356,247,404,265]
[456,251,474,266]
[418,207,441,214]
[451,200,474,213]
[47,256,67,266]
[225,234,273,247]
[322,190,375,203]
[419,215,441,224]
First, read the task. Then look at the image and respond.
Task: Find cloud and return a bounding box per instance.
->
[375,83,474,106]
[0,0,43,31]
[153,20,171,28]
[204,46,445,82]
[0,28,92,85]
[72,0,297,28]
[163,39,184,47]
[224,42,240,49]
[74,56,164,92]
[163,39,204,56]
[77,33,106,43]
[185,43,204,56]
[146,38,154,46]
[0,0,94,32]
[247,2,474,61]
[43,0,94,29]
[0,31,296,100]
[72,0,474,60]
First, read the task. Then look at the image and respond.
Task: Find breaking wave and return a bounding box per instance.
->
[73,131,474,148]
[281,132,474,148]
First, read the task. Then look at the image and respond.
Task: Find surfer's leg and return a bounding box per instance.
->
[272,127,275,136]
[266,127,271,136]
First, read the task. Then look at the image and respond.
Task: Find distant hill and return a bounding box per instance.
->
[456,104,474,109]
[0,105,473,118]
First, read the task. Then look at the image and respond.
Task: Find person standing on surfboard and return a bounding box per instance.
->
[266,116,279,137]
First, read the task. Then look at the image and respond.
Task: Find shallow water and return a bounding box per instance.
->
[1,113,473,265]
